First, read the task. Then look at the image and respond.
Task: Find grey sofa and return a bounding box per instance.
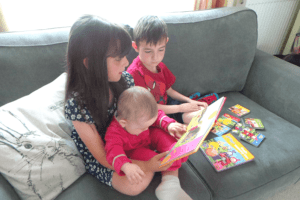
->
[1,6,300,200]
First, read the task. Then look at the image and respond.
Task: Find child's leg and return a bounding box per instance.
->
[149,127,188,169]
[149,128,192,199]
[112,170,154,196]
[155,169,192,200]
[182,110,200,124]
[112,147,157,196]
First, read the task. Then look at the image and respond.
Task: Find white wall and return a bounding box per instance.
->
[246,0,299,55]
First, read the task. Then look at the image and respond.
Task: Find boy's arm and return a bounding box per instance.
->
[166,87,193,103]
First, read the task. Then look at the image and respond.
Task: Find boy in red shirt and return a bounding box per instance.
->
[127,15,208,125]
[105,86,192,200]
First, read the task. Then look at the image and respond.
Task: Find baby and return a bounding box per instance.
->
[105,86,192,200]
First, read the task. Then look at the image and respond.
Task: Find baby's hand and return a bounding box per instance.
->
[121,163,145,185]
[168,122,187,140]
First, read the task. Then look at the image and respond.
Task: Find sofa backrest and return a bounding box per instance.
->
[128,7,258,96]
[0,7,257,106]
[0,27,70,106]
[162,7,257,96]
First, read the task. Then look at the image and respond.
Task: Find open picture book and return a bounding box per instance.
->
[200,133,255,172]
[160,96,226,167]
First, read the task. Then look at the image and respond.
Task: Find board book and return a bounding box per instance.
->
[228,104,250,117]
[200,133,255,172]
[223,113,240,122]
[210,121,231,136]
[160,96,227,167]
[217,114,238,128]
[245,118,265,129]
[232,123,266,147]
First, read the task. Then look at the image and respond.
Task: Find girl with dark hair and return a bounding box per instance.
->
[64,15,171,196]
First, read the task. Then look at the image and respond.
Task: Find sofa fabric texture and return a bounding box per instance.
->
[1,6,300,200]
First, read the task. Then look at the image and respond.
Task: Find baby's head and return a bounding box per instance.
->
[116,86,158,135]
[132,16,169,71]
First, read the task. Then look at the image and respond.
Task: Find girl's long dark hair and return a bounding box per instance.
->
[65,15,132,137]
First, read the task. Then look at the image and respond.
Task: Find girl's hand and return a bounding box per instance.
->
[121,163,145,185]
[145,151,172,172]
[168,122,187,140]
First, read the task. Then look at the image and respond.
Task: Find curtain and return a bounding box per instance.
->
[194,0,246,10]
[0,3,8,32]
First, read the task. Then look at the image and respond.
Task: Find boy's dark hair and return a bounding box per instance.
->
[65,15,132,139]
[117,86,158,121]
[133,15,168,47]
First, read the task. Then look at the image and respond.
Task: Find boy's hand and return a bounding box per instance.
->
[191,100,208,109]
[180,101,207,113]
[121,163,145,185]
[168,122,187,139]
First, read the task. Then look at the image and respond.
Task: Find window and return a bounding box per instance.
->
[1,0,194,32]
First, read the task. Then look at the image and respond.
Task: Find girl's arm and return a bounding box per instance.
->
[72,121,113,170]
[72,121,172,172]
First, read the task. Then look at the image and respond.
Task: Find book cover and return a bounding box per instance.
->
[210,121,231,136]
[200,133,255,172]
[217,114,238,128]
[223,113,241,122]
[160,97,227,167]
[228,104,250,117]
[245,118,265,129]
[233,123,266,147]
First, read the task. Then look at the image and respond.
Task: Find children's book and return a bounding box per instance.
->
[200,133,255,172]
[160,96,227,167]
[245,118,265,130]
[210,121,231,136]
[223,113,241,123]
[228,104,250,117]
[233,123,266,147]
[217,114,238,128]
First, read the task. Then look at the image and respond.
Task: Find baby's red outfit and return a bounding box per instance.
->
[105,109,188,176]
[127,56,176,105]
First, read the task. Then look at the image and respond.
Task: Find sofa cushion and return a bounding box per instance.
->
[0,73,85,200]
[188,91,300,200]
[156,8,257,96]
[56,162,212,200]
[0,27,70,106]
[0,174,21,200]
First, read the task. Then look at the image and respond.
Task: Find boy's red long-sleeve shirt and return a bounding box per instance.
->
[105,109,176,176]
[127,56,176,105]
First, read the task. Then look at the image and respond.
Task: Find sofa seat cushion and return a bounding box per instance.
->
[188,91,300,200]
[56,162,212,200]
[0,73,85,200]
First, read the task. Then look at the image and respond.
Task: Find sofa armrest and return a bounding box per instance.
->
[242,49,300,128]
[0,174,20,200]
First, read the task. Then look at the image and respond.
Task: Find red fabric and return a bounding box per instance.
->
[127,56,176,105]
[105,110,183,176]
[198,94,218,105]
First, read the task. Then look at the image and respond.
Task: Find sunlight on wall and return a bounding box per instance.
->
[1,0,194,31]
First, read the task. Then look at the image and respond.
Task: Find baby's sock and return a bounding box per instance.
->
[155,175,192,200]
